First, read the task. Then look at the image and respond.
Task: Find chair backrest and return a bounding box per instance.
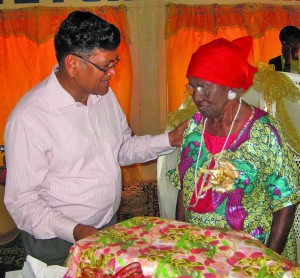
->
[286,72,300,88]
[293,153,300,242]
[275,74,300,260]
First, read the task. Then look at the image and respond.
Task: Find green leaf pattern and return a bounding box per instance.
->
[64,217,300,278]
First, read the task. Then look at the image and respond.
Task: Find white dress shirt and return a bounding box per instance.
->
[4,66,172,243]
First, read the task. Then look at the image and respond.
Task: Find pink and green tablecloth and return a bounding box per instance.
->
[64,216,300,277]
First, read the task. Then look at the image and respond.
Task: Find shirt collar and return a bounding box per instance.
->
[43,65,102,110]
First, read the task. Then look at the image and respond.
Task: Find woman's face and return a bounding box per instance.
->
[187,76,230,119]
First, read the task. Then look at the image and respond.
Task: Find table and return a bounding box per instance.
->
[64,216,300,278]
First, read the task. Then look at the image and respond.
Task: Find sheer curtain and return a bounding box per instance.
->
[0,5,141,183]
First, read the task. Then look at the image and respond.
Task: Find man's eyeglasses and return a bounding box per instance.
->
[72,53,119,74]
[186,83,212,97]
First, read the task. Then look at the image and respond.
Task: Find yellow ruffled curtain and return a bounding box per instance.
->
[0,5,141,183]
[165,3,300,156]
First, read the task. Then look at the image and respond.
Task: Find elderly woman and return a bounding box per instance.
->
[168,36,300,261]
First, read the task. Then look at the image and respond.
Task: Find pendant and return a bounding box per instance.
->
[201,159,238,193]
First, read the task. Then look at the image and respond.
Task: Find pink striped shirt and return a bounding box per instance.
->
[4,66,172,243]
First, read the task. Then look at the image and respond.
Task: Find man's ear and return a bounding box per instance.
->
[64,54,79,77]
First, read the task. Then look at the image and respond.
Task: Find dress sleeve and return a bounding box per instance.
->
[263,118,300,211]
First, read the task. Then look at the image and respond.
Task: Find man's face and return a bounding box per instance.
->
[74,49,119,97]
[282,37,300,57]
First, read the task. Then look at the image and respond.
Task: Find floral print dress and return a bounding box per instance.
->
[168,106,300,262]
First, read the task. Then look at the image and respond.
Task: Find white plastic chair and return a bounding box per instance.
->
[279,73,300,263]
[293,154,300,263]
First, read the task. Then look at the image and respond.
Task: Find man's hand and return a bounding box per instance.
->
[73,224,98,241]
[282,41,292,64]
[168,120,189,147]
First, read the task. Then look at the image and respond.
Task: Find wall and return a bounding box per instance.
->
[2,0,300,180]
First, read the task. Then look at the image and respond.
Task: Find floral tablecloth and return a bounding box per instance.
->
[64,216,300,278]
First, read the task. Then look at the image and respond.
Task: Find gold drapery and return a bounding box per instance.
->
[165,3,300,112]
[0,5,141,183]
[254,63,300,155]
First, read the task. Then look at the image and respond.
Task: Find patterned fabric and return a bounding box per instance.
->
[64,216,300,278]
[117,182,159,222]
[0,233,25,271]
[168,106,300,262]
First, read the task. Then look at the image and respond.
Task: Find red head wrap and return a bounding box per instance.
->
[186,36,258,90]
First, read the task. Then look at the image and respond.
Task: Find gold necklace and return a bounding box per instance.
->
[189,97,242,208]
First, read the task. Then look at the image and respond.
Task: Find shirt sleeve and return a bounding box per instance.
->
[4,115,78,243]
[117,103,175,166]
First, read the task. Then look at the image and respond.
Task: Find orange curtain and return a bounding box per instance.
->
[0,5,141,183]
[166,3,300,112]
[0,5,132,143]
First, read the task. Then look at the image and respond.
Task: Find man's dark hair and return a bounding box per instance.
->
[54,10,121,66]
[279,25,300,42]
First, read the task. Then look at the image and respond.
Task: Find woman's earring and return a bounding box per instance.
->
[227,90,237,100]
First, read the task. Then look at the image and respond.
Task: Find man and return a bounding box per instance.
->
[4,11,187,266]
[269,25,300,73]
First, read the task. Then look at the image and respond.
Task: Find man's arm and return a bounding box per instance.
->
[267,205,296,254]
[118,101,187,166]
[4,116,78,243]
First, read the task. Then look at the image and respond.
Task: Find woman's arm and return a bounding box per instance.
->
[267,205,296,254]
[176,190,186,221]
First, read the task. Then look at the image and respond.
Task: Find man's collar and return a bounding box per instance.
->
[43,65,103,110]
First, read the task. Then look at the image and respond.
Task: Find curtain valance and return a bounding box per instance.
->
[0,6,130,44]
[165,3,300,39]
